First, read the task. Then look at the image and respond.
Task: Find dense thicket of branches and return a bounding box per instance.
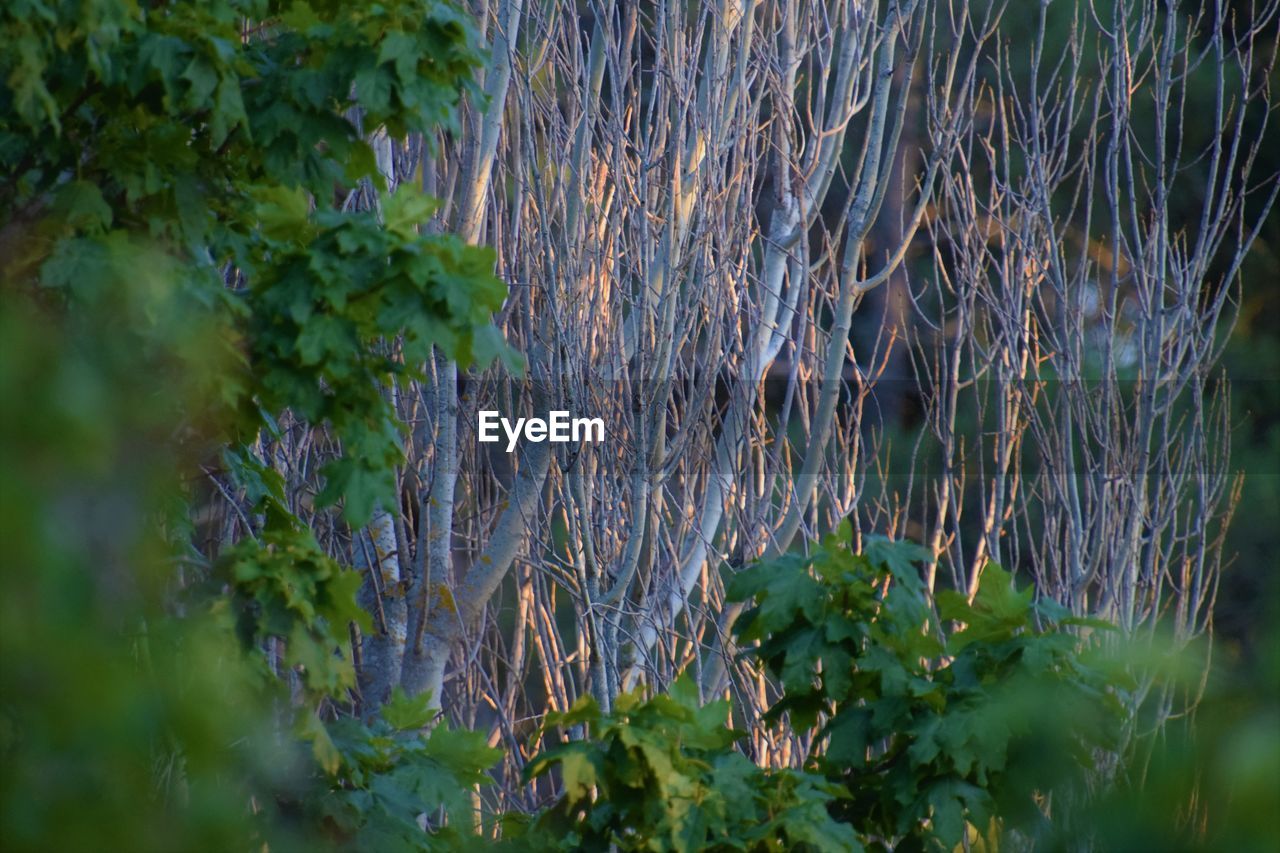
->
[3,0,1277,848]
[213,0,1278,797]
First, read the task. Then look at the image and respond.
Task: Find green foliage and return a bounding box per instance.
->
[1,1,504,849]
[1,0,508,527]
[0,251,292,852]
[1057,617,1280,852]
[220,520,370,698]
[524,675,859,852]
[216,445,369,693]
[310,688,502,850]
[728,525,1126,850]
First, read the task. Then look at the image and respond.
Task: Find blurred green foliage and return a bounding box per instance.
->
[1073,632,1280,852]
[0,262,290,851]
[1,0,505,848]
[1,0,507,527]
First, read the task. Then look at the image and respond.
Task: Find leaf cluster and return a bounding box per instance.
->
[2,0,508,527]
[1,2,506,848]
[308,688,502,851]
[523,676,859,852]
[728,524,1127,850]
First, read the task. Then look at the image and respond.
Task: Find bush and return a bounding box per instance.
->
[728,528,1125,850]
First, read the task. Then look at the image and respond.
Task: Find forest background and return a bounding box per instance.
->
[1,0,1278,850]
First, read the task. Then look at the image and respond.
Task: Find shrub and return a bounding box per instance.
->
[728,526,1125,850]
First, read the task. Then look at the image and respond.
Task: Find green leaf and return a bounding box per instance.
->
[222,446,286,506]
[381,185,439,237]
[320,567,374,633]
[344,140,381,183]
[423,724,502,779]
[559,749,598,801]
[299,712,342,775]
[381,686,435,730]
[318,456,392,526]
[864,534,932,596]
[545,693,601,730]
[211,77,247,146]
[180,55,218,107]
[971,563,1032,621]
[353,64,394,114]
[51,182,113,233]
[937,588,972,623]
[926,779,976,848]
[377,31,421,83]
[473,324,524,374]
[288,621,355,693]
[824,707,870,767]
[253,186,311,241]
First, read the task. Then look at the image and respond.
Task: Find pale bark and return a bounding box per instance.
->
[212,0,1278,797]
